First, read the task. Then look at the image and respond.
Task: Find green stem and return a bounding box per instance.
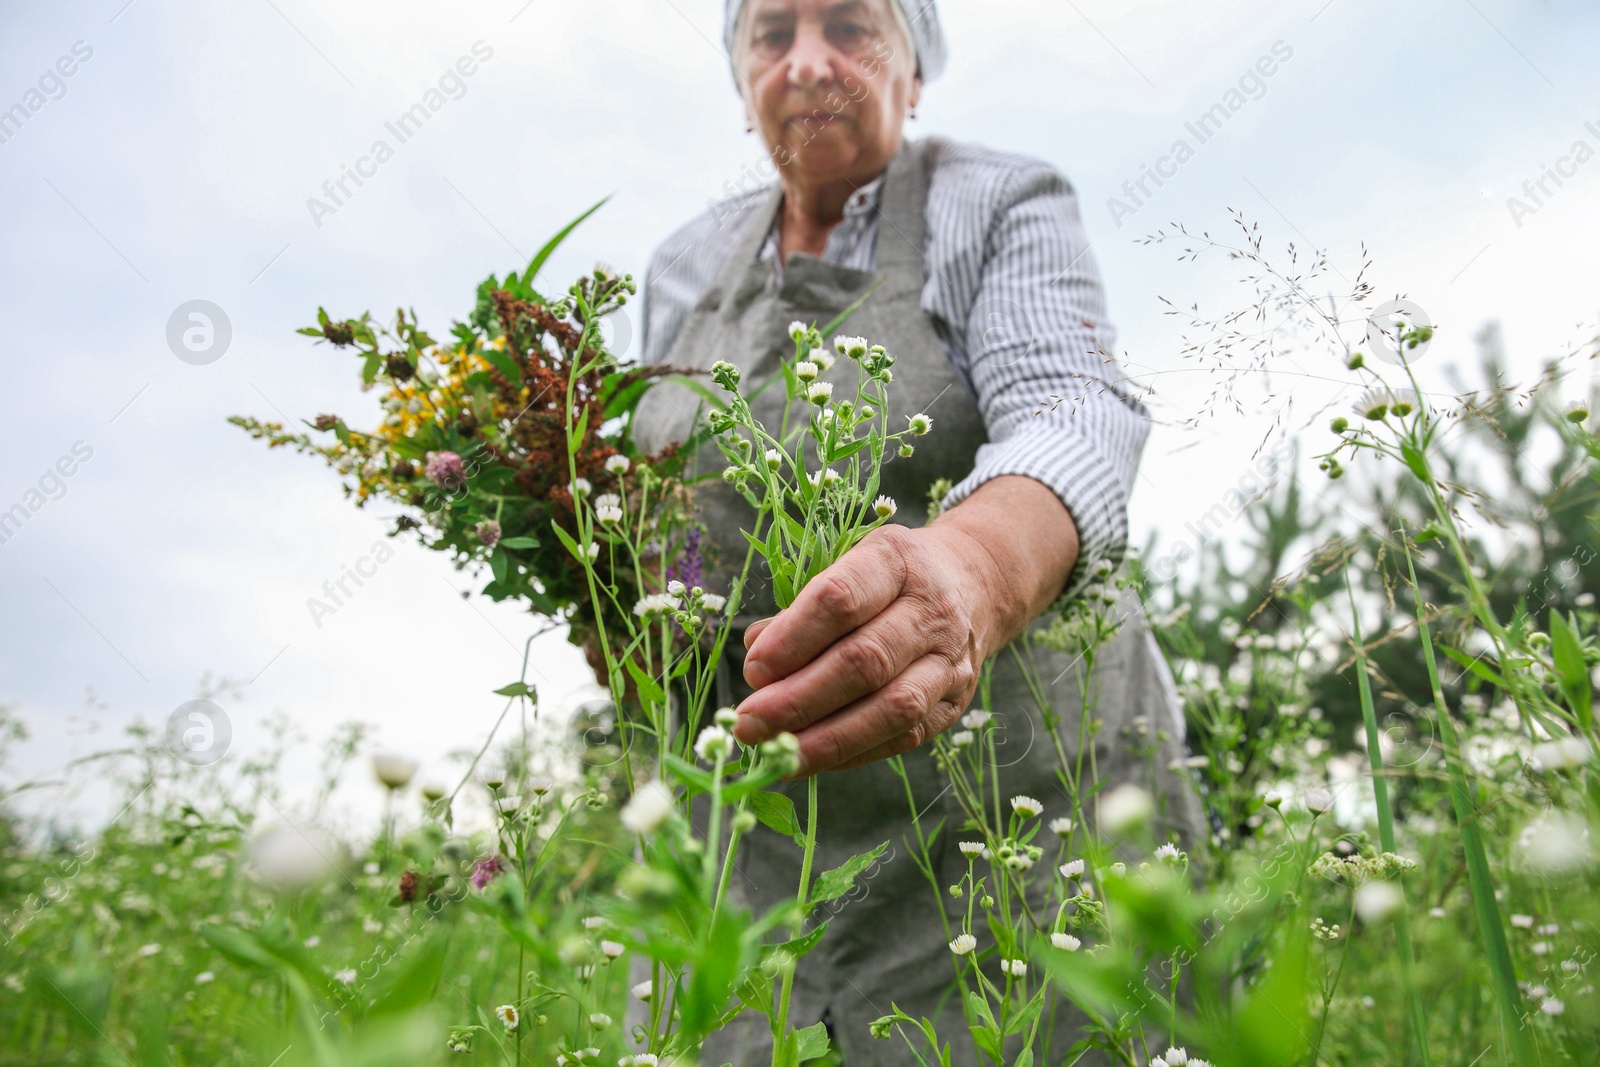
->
[1344,573,1431,1067]
[1402,545,1533,1067]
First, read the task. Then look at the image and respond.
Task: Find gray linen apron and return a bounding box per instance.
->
[630,137,1202,1066]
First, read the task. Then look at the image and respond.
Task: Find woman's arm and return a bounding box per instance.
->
[731,474,1077,776]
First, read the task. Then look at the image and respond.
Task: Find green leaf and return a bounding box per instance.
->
[682,907,748,1040]
[367,930,450,1016]
[661,752,714,797]
[569,406,591,455]
[493,681,535,698]
[1440,645,1510,690]
[485,348,522,384]
[807,841,888,910]
[525,196,610,285]
[199,924,276,971]
[772,920,829,964]
[1549,611,1594,730]
[499,536,539,550]
[624,658,667,708]
[794,1021,832,1062]
[550,520,585,563]
[1399,439,1433,485]
[490,547,508,584]
[748,790,804,845]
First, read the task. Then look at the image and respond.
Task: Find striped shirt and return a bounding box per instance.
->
[637,136,1147,606]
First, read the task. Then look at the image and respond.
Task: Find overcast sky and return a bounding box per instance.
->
[2,0,1595,828]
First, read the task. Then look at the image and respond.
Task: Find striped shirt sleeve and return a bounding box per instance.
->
[934,159,1148,609]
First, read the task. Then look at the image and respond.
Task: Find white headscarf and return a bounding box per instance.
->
[723,0,948,83]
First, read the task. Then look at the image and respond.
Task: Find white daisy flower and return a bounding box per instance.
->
[907,413,932,435]
[372,753,419,790]
[949,934,977,955]
[1051,933,1081,951]
[1541,996,1564,1016]
[496,1004,519,1030]
[1354,388,1391,420]
[1005,854,1036,872]
[958,841,986,857]
[1059,859,1086,879]
[1011,795,1044,818]
[619,779,676,834]
[571,477,591,496]
[585,542,600,561]
[334,968,357,985]
[588,1012,612,1028]
[807,381,833,405]
[695,725,734,762]
[949,729,975,747]
[596,505,623,524]
[788,321,808,342]
[764,447,783,470]
[794,360,819,382]
[194,971,215,984]
[1164,1048,1189,1065]
[600,940,625,959]
[1154,843,1182,862]
[1048,817,1075,838]
[833,335,869,360]
[582,916,606,929]
[1303,787,1335,814]
[631,979,654,1001]
[632,593,681,618]
[701,593,728,613]
[1101,783,1155,833]
[1565,399,1591,423]
[873,495,897,519]
[961,710,993,730]
[1001,958,1027,978]
[497,795,523,813]
[138,943,161,957]
[605,454,630,474]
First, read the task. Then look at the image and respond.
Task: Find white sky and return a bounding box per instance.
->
[1,0,1596,828]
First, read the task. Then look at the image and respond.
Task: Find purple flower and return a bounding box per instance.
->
[667,526,706,592]
[475,519,501,547]
[425,451,466,489]
[471,855,505,889]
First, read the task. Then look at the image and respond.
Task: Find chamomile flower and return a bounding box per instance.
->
[1001,959,1027,978]
[807,381,834,405]
[958,841,986,857]
[1154,843,1182,862]
[695,725,735,762]
[701,593,728,613]
[588,1012,612,1029]
[1541,997,1565,1016]
[600,941,625,959]
[1048,817,1075,838]
[765,447,783,470]
[788,321,808,342]
[834,335,869,360]
[604,454,630,475]
[1051,932,1082,951]
[1565,399,1591,424]
[795,360,819,382]
[1011,795,1044,818]
[631,979,654,1001]
[961,710,993,730]
[1059,859,1086,879]
[496,1004,519,1031]
[619,780,676,834]
[596,505,624,524]
[1354,389,1391,421]
[873,495,897,519]
[949,729,975,747]
[571,478,591,496]
[907,412,932,435]
[632,593,681,618]
[949,934,977,955]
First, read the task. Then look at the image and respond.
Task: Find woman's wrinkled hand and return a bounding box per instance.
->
[729,522,1005,776]
[730,475,1080,775]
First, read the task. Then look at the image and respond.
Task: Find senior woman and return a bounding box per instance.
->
[629,1,1200,1062]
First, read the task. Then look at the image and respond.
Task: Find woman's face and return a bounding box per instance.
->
[735,0,920,187]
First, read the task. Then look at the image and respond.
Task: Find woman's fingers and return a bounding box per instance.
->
[733,599,931,743]
[742,529,909,689]
[785,653,964,775]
